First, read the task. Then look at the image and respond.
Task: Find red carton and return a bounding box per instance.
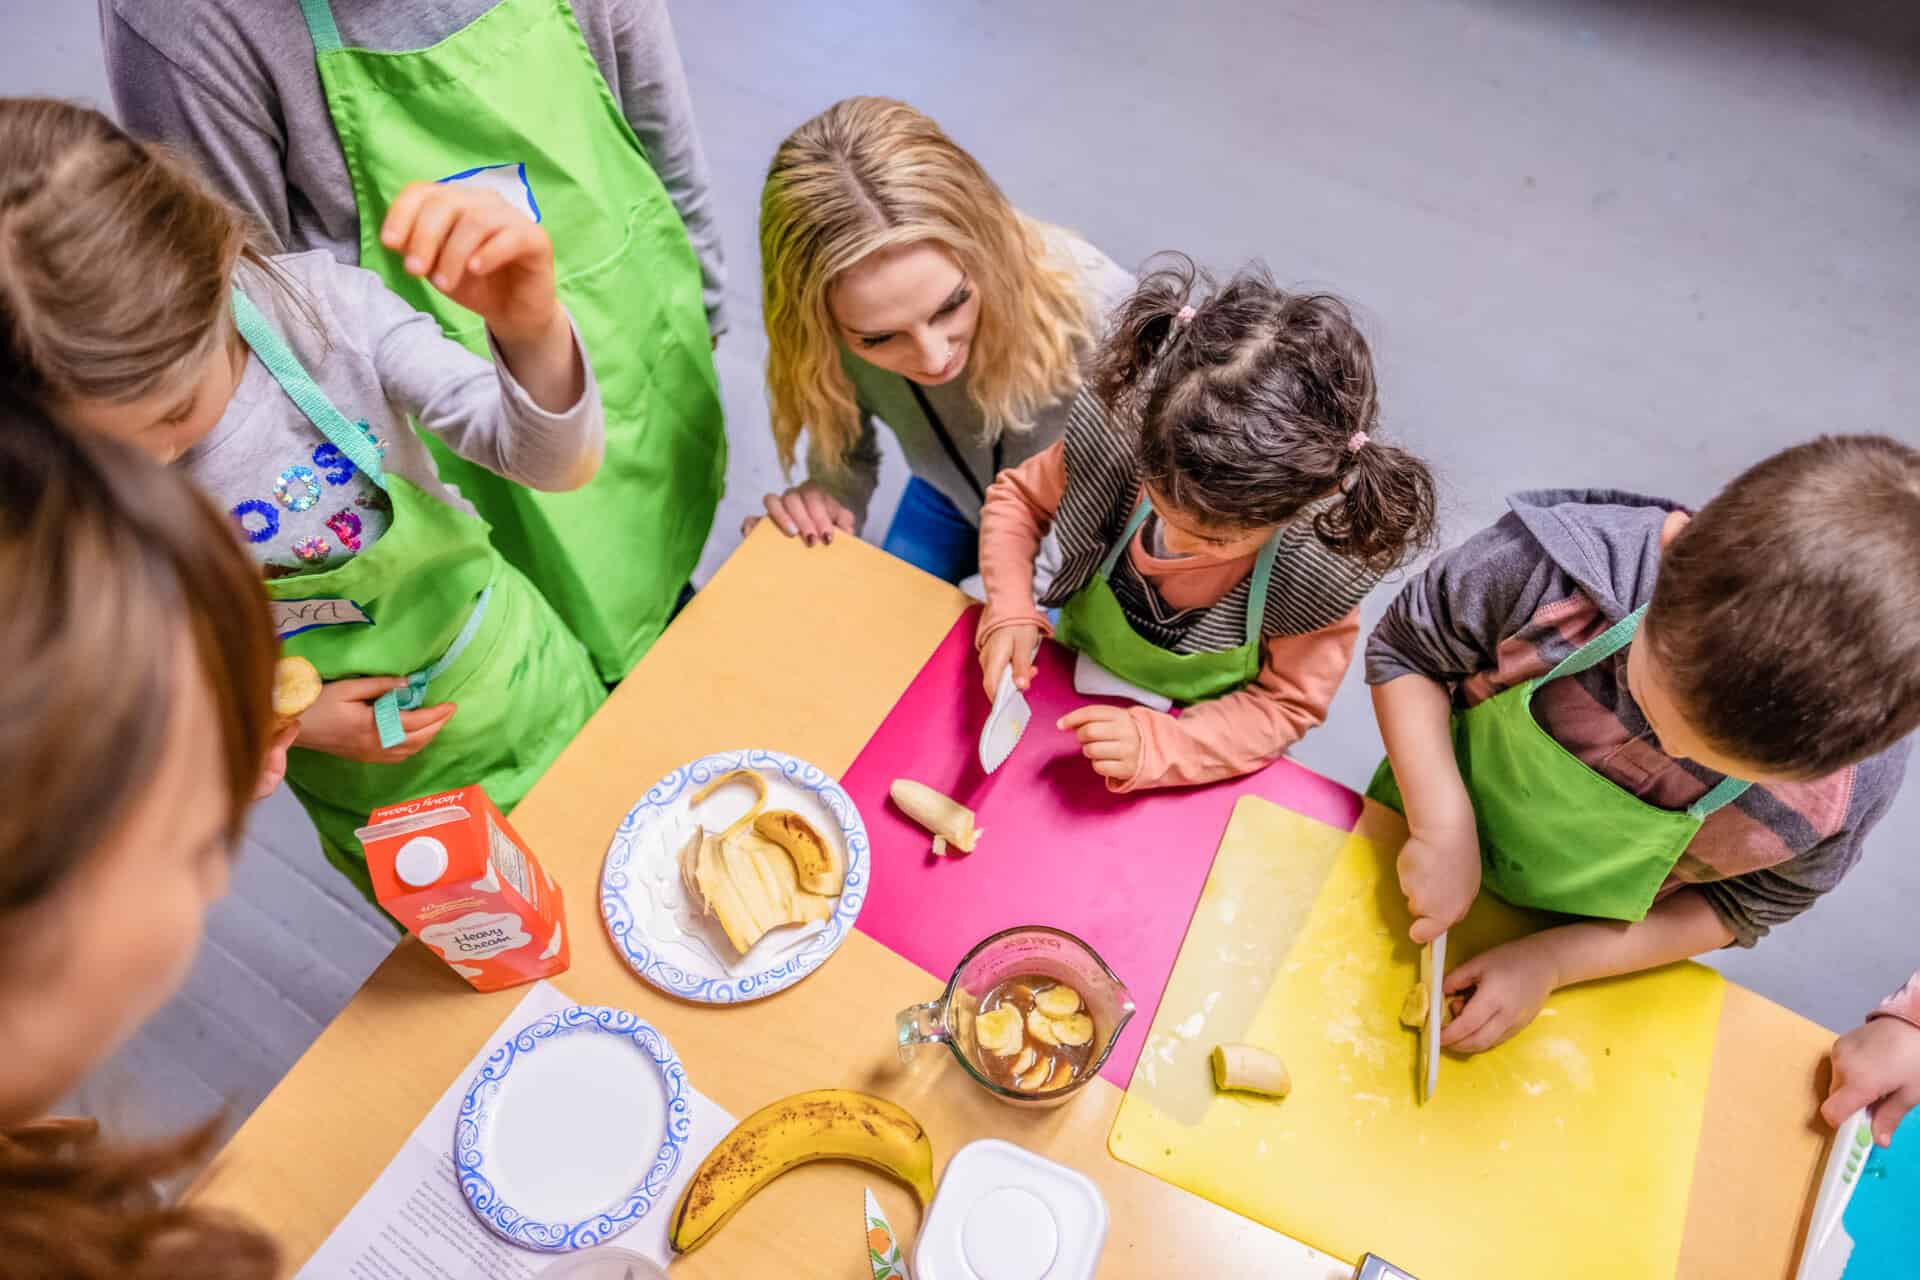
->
[358,785,569,992]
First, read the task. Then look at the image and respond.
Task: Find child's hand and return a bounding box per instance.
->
[1398,822,1481,944]
[1823,1016,1920,1147]
[1058,705,1141,783]
[741,483,855,546]
[1440,935,1561,1054]
[980,623,1042,700]
[380,182,559,346]
[293,676,457,764]
[253,719,300,800]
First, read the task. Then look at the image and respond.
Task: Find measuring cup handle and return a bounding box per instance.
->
[896,1000,947,1065]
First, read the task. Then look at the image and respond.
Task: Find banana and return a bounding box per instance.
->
[1034,985,1081,1018]
[669,1089,935,1255]
[753,809,845,896]
[889,779,981,854]
[1211,1043,1291,1098]
[691,768,768,839]
[976,1006,1024,1056]
[1051,1013,1094,1047]
[271,656,322,727]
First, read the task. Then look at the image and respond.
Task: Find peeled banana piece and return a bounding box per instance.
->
[890,779,981,855]
[669,1089,935,1255]
[753,810,845,896]
[271,656,322,729]
[1398,981,1466,1028]
[1211,1043,1291,1098]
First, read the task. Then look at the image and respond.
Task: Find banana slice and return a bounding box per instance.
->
[977,1007,1025,1057]
[1012,1047,1037,1077]
[1051,1013,1094,1047]
[271,656,322,723]
[1015,1059,1053,1091]
[1035,985,1081,1017]
[1038,1066,1077,1092]
[1026,1008,1060,1047]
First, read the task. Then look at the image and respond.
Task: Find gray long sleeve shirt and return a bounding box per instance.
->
[194,251,603,575]
[100,0,728,336]
[813,226,1136,531]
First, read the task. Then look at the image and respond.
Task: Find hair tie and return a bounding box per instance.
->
[1175,305,1196,325]
[1346,431,1371,453]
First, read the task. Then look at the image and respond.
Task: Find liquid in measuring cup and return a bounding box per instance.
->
[359,785,569,992]
[972,974,1096,1094]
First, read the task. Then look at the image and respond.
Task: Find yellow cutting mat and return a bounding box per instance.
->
[1109,796,1726,1279]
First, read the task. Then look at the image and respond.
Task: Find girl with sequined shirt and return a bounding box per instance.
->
[976,257,1438,792]
[0,99,607,902]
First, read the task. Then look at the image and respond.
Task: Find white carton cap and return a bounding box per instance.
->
[394,836,449,887]
[913,1138,1108,1280]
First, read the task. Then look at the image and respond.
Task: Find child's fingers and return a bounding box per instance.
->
[1057,705,1120,733]
[1090,758,1132,780]
[1441,953,1485,995]
[328,675,411,704]
[379,182,435,252]
[1441,985,1502,1049]
[1082,739,1133,762]
[433,212,493,294]
[1448,1008,1516,1055]
[401,194,458,278]
[468,219,547,277]
[1408,914,1447,945]
[1010,633,1038,689]
[1874,1088,1915,1147]
[1820,1075,1878,1131]
[980,636,1011,701]
[382,705,457,760]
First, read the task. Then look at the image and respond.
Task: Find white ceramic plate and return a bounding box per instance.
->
[599,748,869,1004]
[455,1005,690,1251]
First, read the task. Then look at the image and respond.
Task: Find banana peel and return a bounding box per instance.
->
[681,824,834,956]
[670,1089,934,1255]
[753,810,845,896]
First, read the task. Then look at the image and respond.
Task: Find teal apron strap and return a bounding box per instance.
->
[1240,528,1284,649]
[230,289,385,486]
[232,286,487,750]
[1537,602,1753,819]
[297,0,344,53]
[1097,500,1155,578]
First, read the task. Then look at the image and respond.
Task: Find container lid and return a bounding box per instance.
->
[534,1246,667,1279]
[912,1138,1108,1280]
[394,836,449,887]
[353,805,469,846]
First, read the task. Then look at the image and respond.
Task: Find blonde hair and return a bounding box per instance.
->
[760,96,1093,471]
[0,97,277,407]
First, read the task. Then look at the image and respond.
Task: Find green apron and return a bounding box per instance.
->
[297,0,725,682]
[1368,605,1749,921]
[235,290,605,904]
[1054,499,1282,704]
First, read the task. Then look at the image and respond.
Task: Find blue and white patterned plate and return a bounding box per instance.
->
[600,748,869,1004]
[454,1005,690,1252]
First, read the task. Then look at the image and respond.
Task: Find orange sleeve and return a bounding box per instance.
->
[1114,608,1362,792]
[975,441,1068,648]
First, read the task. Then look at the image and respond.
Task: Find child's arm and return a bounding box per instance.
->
[1373,674,1482,944]
[1061,612,1358,791]
[346,187,604,492]
[600,0,728,339]
[1440,889,1735,1054]
[976,443,1067,697]
[1823,974,1920,1147]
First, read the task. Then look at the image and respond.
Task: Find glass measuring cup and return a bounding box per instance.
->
[896,925,1135,1108]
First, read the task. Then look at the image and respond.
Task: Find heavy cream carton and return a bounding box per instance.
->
[357,786,568,992]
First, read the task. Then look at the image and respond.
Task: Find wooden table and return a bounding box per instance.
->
[195,529,1839,1279]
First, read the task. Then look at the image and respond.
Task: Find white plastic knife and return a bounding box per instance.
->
[1794,1107,1873,1280]
[978,665,1031,773]
[1420,931,1447,1105]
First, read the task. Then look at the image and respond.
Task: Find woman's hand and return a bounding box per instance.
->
[1058,705,1142,783]
[1398,821,1482,945]
[1823,1016,1920,1147]
[979,623,1042,700]
[1440,934,1562,1055]
[741,483,855,546]
[292,676,457,764]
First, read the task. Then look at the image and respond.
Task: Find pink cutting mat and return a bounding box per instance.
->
[843,608,1363,1083]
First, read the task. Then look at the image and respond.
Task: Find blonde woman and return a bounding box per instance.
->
[755,96,1134,583]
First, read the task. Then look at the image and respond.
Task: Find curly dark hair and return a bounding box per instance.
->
[1090,255,1436,570]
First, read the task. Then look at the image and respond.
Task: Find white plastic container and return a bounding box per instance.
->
[913,1138,1109,1280]
[536,1246,667,1279]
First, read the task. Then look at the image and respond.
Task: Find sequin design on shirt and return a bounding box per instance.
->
[275,464,323,512]
[291,535,331,562]
[232,498,279,543]
[326,508,364,553]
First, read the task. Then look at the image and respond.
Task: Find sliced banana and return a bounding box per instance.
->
[1035,985,1082,1017]
[976,1006,1025,1057]
[1012,1047,1037,1077]
[1051,1012,1094,1046]
[1026,1008,1061,1047]
[1038,1067,1076,1092]
[1015,1059,1053,1091]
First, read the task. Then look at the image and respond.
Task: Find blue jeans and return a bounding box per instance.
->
[882,476,979,584]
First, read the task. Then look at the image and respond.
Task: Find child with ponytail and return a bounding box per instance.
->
[977,256,1437,791]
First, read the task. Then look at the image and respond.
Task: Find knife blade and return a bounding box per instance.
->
[978,664,1031,773]
[1420,931,1447,1105]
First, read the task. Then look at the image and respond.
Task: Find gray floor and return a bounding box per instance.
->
[8,1,1917,1140]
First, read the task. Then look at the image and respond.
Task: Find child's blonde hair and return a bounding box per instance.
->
[760,96,1092,471]
[0,98,272,407]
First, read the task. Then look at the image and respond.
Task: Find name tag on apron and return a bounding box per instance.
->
[273,596,374,639]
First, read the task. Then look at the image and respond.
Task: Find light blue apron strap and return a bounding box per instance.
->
[1686,775,1751,820]
[1098,499,1156,579]
[230,289,386,487]
[370,585,493,749]
[1241,528,1284,650]
[1544,603,1649,682]
[296,0,344,53]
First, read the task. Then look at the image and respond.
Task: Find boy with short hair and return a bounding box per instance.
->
[1367,434,1919,1053]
